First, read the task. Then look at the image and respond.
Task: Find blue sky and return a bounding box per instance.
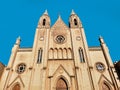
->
[0,0,120,65]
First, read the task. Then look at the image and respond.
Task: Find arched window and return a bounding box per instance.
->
[67,48,72,59]
[43,19,46,26]
[56,78,68,90]
[58,48,62,59]
[49,48,54,59]
[78,48,85,63]
[37,48,43,63]
[12,83,20,90]
[74,19,77,26]
[63,48,67,59]
[102,82,111,90]
[54,48,58,59]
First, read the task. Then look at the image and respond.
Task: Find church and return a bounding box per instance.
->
[0,10,120,90]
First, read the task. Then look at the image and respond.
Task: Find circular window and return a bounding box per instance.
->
[96,62,105,72]
[55,35,65,44]
[16,63,26,74]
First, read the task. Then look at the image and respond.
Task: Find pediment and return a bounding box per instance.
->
[98,74,113,85]
[51,16,69,31]
[7,75,25,88]
[52,65,70,77]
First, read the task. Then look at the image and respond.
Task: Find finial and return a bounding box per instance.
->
[18,36,21,40]
[99,35,103,39]
[44,10,48,15]
[99,35,105,44]
[16,36,21,45]
[58,14,61,20]
[71,9,76,15]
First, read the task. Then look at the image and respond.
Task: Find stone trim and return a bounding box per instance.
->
[89,46,102,51]
[18,48,32,52]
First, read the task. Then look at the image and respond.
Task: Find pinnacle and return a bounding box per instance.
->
[15,36,21,45]
[58,14,61,20]
[51,14,68,29]
[44,10,48,15]
[17,36,21,40]
[99,35,103,39]
[71,9,76,15]
[99,35,105,44]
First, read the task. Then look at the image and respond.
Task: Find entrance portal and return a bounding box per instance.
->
[56,78,68,90]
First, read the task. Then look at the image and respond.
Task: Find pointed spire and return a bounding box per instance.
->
[16,36,21,45]
[51,13,68,29]
[43,10,48,15]
[55,14,62,21]
[58,14,61,20]
[99,35,105,44]
[71,9,76,15]
[99,35,102,39]
[18,36,21,40]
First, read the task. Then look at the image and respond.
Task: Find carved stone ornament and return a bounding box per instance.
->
[55,35,66,44]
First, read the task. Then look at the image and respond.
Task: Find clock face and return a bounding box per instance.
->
[55,35,65,44]
[96,62,105,72]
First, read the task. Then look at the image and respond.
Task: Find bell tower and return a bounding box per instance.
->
[32,10,51,68]
[69,10,91,66]
[37,10,50,28]
[69,10,93,89]
[69,10,82,28]
[30,10,51,90]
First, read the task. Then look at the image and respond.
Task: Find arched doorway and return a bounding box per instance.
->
[12,83,20,90]
[56,78,68,90]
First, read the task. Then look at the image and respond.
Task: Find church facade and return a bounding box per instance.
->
[0,10,120,90]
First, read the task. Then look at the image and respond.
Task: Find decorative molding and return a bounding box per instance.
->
[29,67,33,70]
[48,75,52,79]
[43,67,47,70]
[75,66,79,69]
[98,74,114,90]
[7,75,25,88]
[89,47,102,51]
[52,65,71,77]
[98,74,113,85]
[89,66,93,69]
[48,59,73,60]
[6,67,11,70]
[76,36,81,41]
[48,47,73,60]
[18,48,32,52]
[39,37,44,41]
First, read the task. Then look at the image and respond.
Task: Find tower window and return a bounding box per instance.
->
[43,19,46,26]
[37,48,43,63]
[79,48,85,63]
[74,19,78,25]
[69,22,71,28]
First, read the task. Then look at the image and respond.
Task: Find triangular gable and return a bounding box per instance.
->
[52,64,70,77]
[7,75,25,88]
[98,74,113,86]
[51,16,69,30]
